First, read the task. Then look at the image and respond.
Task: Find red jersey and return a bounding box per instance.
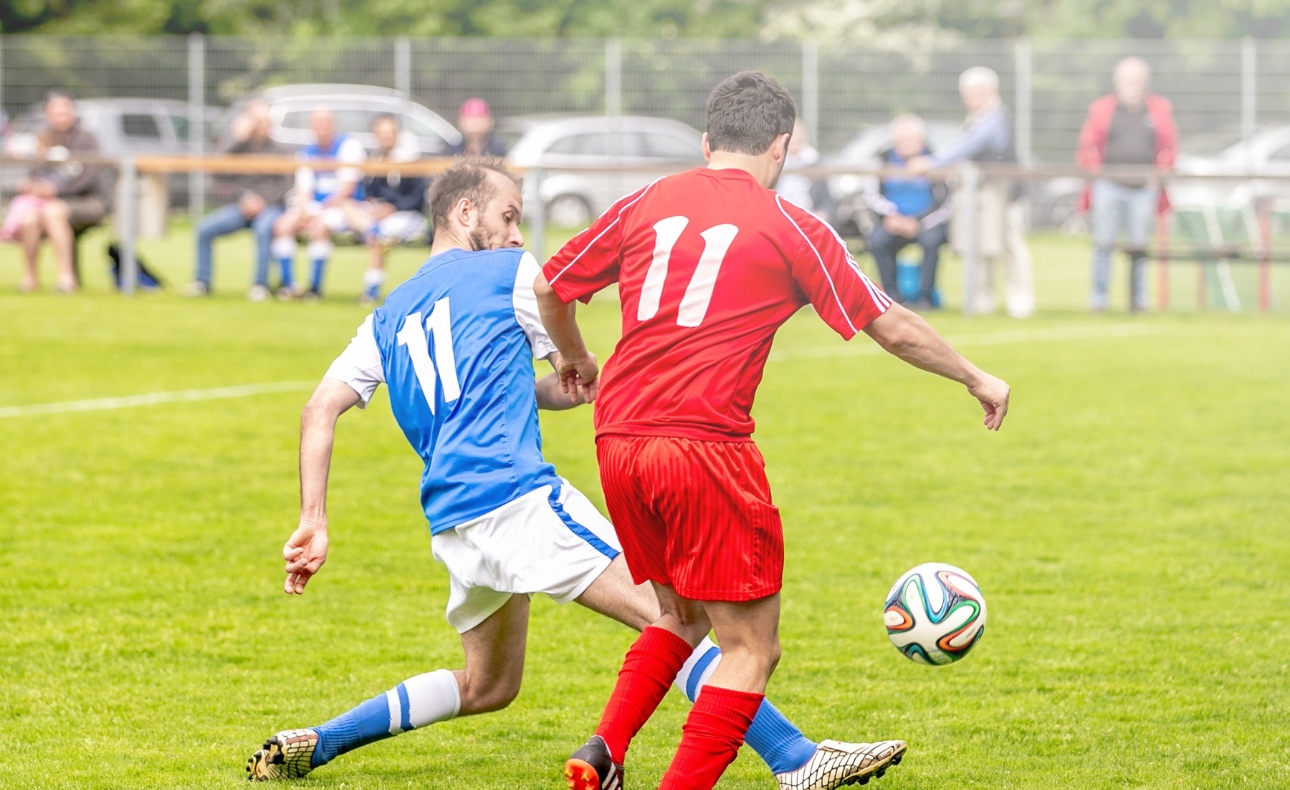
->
[542,167,892,442]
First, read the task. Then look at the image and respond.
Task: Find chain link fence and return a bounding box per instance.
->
[3,36,1289,159]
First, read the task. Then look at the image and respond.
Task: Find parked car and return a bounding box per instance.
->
[1,98,221,203]
[231,84,461,156]
[503,115,704,227]
[1171,125,1290,209]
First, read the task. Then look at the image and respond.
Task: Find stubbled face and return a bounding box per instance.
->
[373,119,399,153]
[893,127,925,160]
[1114,59,1149,107]
[467,173,524,251]
[45,96,77,135]
[310,110,336,146]
[459,113,493,140]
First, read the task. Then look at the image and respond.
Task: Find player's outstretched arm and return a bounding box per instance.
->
[862,304,1010,430]
[534,272,599,398]
[284,378,362,594]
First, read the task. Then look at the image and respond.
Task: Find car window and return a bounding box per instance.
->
[643,131,699,160]
[332,109,381,136]
[546,132,641,157]
[169,114,191,142]
[122,113,162,140]
[280,110,311,132]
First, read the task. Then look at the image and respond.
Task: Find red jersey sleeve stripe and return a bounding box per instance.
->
[775,196,891,335]
[546,178,662,286]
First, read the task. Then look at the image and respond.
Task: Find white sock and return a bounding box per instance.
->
[306,240,333,261]
[387,668,461,733]
[272,237,297,259]
[364,269,386,288]
[673,636,722,702]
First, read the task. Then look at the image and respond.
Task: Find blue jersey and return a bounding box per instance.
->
[300,134,367,202]
[325,248,560,534]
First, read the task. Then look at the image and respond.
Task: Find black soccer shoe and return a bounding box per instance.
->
[564,735,623,790]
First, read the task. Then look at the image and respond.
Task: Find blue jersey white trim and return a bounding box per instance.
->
[325,247,560,534]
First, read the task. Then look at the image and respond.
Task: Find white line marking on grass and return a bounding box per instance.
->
[0,381,316,420]
[769,322,1163,362]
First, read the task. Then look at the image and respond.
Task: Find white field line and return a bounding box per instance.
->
[0,323,1162,420]
[0,381,316,420]
[768,322,1163,362]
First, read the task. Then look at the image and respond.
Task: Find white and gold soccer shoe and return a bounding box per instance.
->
[774,739,906,790]
[246,728,319,781]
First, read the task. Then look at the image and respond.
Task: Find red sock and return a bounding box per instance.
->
[658,685,765,790]
[594,626,694,763]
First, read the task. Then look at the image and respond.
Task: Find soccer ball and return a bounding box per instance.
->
[884,562,987,665]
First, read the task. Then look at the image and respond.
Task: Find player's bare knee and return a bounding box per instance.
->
[459,675,520,714]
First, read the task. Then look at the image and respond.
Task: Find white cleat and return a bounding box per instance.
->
[246,728,319,781]
[774,739,907,790]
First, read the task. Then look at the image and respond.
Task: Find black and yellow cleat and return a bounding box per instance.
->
[774,739,907,790]
[246,728,319,781]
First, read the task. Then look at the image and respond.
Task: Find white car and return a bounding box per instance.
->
[232,84,462,156]
[504,115,703,227]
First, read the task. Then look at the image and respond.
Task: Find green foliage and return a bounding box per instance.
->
[1,228,1288,787]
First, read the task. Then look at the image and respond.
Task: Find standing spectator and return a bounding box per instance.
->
[185,101,290,300]
[341,114,429,306]
[1077,57,1176,312]
[865,114,952,307]
[8,92,109,294]
[448,99,507,157]
[272,108,367,300]
[909,67,1034,318]
[775,119,820,212]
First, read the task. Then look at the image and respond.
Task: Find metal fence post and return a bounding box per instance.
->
[605,38,622,117]
[959,164,980,317]
[1013,38,1032,167]
[119,156,139,296]
[395,36,412,97]
[188,34,205,219]
[802,39,819,142]
[1242,37,1257,172]
[529,166,546,260]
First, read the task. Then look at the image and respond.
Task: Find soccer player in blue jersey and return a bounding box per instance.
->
[245,160,902,789]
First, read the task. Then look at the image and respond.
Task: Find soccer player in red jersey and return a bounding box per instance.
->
[536,71,1011,790]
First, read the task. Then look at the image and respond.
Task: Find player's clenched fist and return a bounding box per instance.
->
[967,374,1010,431]
[555,350,599,401]
[283,520,329,595]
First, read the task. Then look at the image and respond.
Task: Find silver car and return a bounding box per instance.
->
[504,115,704,227]
[238,84,461,156]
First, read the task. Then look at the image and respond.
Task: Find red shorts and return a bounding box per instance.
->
[596,435,783,602]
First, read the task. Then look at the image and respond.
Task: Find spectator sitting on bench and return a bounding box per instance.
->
[185,100,291,300]
[271,108,367,301]
[340,114,428,306]
[865,114,951,308]
[6,92,109,294]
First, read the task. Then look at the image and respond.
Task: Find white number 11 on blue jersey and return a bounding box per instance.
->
[396,297,461,414]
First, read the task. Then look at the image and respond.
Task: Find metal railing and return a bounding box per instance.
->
[4,152,1286,312]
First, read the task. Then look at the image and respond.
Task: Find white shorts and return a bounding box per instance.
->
[374,211,428,244]
[430,480,621,634]
[304,202,351,234]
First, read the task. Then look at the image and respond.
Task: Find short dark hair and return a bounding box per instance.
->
[428,158,521,230]
[705,71,797,156]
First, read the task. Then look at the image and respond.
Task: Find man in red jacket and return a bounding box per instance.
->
[1077,57,1177,311]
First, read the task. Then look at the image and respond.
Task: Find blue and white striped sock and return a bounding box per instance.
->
[673,637,818,775]
[310,669,461,768]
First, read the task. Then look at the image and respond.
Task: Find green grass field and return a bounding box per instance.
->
[1,227,1288,789]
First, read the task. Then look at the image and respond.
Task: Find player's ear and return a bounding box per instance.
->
[772,132,791,163]
[701,133,712,163]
